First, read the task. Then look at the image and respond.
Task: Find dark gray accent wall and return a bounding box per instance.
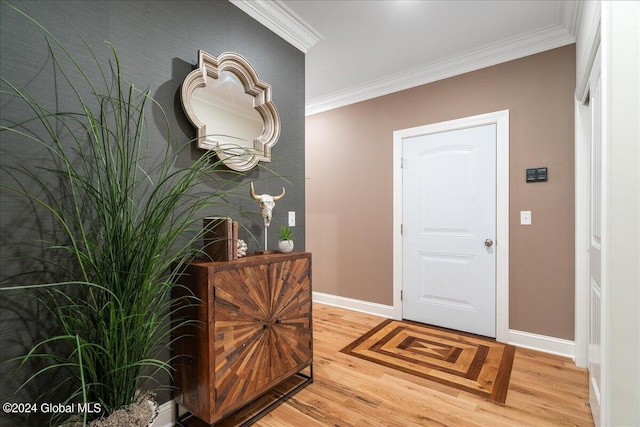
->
[0,1,304,422]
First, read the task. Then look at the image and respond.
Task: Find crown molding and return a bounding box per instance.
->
[229,0,323,53]
[305,24,576,116]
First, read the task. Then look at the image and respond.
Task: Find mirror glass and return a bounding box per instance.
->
[191,71,263,153]
[181,51,280,171]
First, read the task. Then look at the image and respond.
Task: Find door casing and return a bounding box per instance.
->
[393,110,510,343]
[586,47,604,426]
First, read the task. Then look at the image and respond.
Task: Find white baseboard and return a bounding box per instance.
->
[312,291,394,318]
[507,329,575,359]
[152,400,175,427]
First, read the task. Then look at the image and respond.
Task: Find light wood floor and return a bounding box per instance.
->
[256,303,594,427]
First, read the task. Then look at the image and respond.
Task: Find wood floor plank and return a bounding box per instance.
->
[255,304,593,426]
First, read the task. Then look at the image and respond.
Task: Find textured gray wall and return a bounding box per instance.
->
[0,0,304,423]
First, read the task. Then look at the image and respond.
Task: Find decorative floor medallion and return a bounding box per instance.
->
[340,319,516,403]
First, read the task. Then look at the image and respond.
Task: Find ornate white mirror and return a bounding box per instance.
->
[181,51,280,171]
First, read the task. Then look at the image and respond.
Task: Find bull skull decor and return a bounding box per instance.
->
[250,182,285,227]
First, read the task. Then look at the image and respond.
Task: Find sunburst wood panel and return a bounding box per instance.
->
[341,319,515,403]
[269,258,312,376]
[213,256,312,416]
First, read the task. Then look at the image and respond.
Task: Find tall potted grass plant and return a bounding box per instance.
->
[0,5,249,425]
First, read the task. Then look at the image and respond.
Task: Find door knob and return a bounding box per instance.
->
[484,239,494,247]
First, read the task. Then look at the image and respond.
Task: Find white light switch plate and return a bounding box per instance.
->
[520,211,532,225]
[288,211,296,227]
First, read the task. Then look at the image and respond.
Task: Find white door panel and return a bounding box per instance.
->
[403,124,496,337]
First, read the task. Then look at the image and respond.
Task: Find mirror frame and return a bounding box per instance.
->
[181,50,281,171]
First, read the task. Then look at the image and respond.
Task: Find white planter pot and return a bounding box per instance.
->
[278,240,294,253]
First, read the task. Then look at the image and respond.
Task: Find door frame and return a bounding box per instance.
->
[574,6,601,371]
[392,110,510,343]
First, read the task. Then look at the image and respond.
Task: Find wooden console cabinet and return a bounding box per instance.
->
[172,252,313,426]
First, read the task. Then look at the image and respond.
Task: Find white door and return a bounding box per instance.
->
[402,124,496,337]
[588,48,603,426]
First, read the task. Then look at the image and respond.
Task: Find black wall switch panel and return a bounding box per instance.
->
[526,167,548,183]
[536,167,548,182]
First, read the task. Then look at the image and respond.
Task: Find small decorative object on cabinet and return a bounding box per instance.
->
[277,225,294,253]
[172,252,313,426]
[250,181,285,253]
[203,217,238,261]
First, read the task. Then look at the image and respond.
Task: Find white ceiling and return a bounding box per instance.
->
[231,1,580,115]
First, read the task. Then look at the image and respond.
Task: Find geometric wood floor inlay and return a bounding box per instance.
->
[340,319,516,403]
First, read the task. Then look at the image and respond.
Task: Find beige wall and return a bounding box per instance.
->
[306,45,576,340]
